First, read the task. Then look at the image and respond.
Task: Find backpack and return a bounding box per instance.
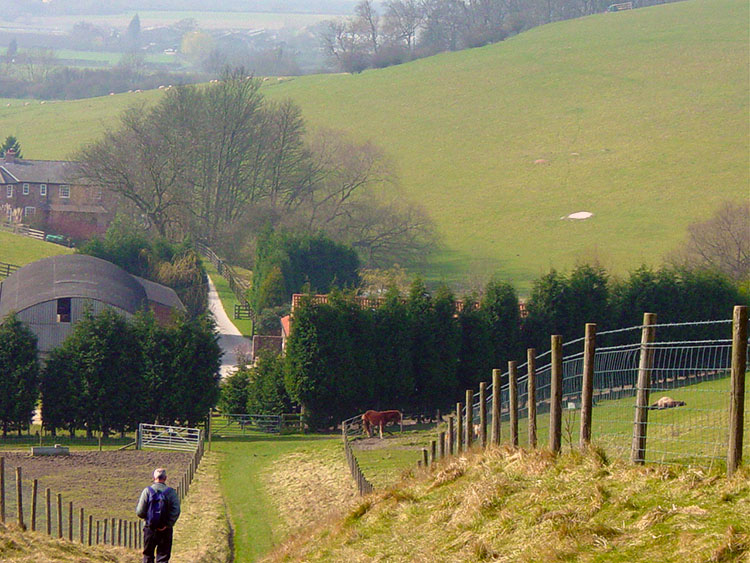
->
[146,486,171,528]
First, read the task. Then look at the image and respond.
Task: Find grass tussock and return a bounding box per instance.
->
[264,446,750,563]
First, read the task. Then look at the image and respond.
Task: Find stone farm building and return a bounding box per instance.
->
[0,150,116,240]
[0,254,184,354]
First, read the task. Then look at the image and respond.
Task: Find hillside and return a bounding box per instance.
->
[266,447,750,562]
[0,0,747,289]
[0,231,73,266]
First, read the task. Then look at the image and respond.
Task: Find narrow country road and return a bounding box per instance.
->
[206,274,252,377]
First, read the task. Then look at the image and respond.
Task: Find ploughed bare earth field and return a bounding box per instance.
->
[2,451,192,522]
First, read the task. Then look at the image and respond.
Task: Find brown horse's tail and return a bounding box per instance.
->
[362,413,371,435]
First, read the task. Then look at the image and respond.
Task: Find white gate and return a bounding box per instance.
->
[137,423,202,452]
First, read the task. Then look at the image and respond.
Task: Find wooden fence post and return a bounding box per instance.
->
[16,467,24,530]
[465,390,473,450]
[479,382,487,448]
[45,488,51,536]
[31,479,37,532]
[580,323,597,447]
[97,519,100,544]
[456,403,463,453]
[208,409,212,452]
[0,457,4,524]
[103,518,108,544]
[68,501,73,541]
[728,305,747,476]
[422,448,429,468]
[550,335,563,454]
[88,514,93,546]
[430,440,436,465]
[527,349,537,448]
[57,495,63,539]
[118,518,123,546]
[491,369,501,446]
[448,416,455,456]
[509,362,518,447]
[438,431,445,459]
[79,507,84,543]
[631,313,657,464]
[111,518,116,546]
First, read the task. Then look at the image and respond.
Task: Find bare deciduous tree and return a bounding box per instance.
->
[668,201,750,283]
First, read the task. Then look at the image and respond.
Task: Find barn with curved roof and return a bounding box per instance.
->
[0,254,185,353]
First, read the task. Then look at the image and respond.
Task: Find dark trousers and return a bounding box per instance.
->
[143,525,173,563]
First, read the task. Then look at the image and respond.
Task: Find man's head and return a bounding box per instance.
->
[153,468,167,483]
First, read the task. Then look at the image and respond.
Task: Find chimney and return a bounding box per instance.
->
[4,149,15,164]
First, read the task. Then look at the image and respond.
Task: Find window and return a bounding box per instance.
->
[40,184,47,196]
[59,185,70,198]
[57,298,71,323]
[6,186,12,198]
[22,183,29,195]
[24,206,35,217]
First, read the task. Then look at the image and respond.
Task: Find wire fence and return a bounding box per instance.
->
[441,309,748,475]
[0,431,206,549]
[341,414,374,495]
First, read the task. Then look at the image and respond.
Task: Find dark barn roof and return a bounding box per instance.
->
[0,254,183,317]
[0,160,79,184]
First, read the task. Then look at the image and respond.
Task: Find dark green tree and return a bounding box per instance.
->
[0,135,22,158]
[482,278,521,370]
[7,38,17,58]
[127,14,141,46]
[246,352,292,415]
[456,295,492,390]
[371,286,414,410]
[0,314,39,437]
[41,345,82,437]
[218,369,250,414]
[161,314,221,426]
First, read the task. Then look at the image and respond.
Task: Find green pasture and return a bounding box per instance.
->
[41,10,330,31]
[0,231,73,266]
[0,0,746,289]
[213,434,341,562]
[351,427,437,488]
[0,47,178,66]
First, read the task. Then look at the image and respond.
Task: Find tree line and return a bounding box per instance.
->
[0,309,221,438]
[220,263,746,428]
[321,0,684,73]
[76,69,435,269]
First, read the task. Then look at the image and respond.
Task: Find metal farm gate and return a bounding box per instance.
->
[211,414,282,436]
[137,423,202,451]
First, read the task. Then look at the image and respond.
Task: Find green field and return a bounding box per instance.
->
[0,231,73,266]
[32,10,331,31]
[0,0,746,289]
[0,47,178,66]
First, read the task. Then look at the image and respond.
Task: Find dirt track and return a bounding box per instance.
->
[1,450,192,520]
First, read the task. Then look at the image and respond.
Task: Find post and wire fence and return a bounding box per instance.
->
[421,306,747,477]
[341,414,374,495]
[0,427,207,549]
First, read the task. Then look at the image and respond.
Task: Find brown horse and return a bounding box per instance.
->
[362,410,403,439]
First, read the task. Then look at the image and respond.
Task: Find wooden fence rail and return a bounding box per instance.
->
[0,434,206,549]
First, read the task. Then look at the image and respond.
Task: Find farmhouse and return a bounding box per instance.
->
[0,254,184,353]
[0,150,116,240]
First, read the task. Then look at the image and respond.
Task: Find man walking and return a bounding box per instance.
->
[136,468,181,563]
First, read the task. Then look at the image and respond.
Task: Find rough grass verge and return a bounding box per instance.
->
[265,446,750,562]
[172,452,232,563]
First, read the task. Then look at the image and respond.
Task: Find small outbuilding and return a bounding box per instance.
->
[0,254,185,353]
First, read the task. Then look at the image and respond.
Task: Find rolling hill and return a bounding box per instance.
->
[0,0,747,290]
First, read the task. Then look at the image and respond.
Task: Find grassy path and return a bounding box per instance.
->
[202,260,253,337]
[213,434,346,562]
